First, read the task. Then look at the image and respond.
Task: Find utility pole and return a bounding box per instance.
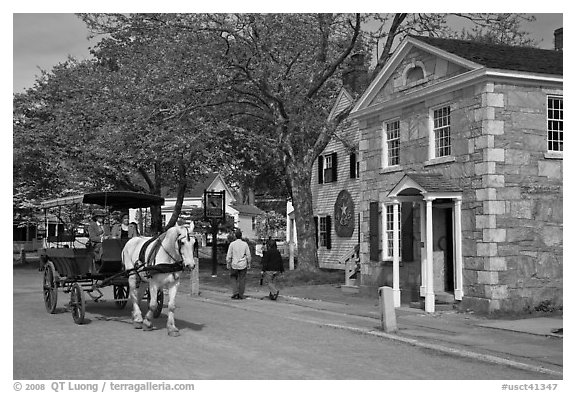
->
[211,218,218,277]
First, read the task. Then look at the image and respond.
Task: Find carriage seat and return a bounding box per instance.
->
[98,238,128,273]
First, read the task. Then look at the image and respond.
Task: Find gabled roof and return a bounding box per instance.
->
[388,172,462,198]
[404,172,462,193]
[411,36,563,76]
[231,203,265,216]
[187,173,219,197]
[327,87,354,122]
[352,35,563,115]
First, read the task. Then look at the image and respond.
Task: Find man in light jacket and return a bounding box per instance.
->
[226,229,252,299]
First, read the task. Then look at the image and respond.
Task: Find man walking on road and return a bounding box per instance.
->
[226,229,252,299]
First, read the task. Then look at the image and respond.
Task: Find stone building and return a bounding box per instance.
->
[348,35,563,313]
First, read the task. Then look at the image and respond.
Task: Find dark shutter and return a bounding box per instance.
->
[369,202,379,261]
[357,214,361,244]
[349,152,356,178]
[331,152,338,182]
[318,156,324,184]
[314,216,319,247]
[401,202,414,261]
[326,215,332,250]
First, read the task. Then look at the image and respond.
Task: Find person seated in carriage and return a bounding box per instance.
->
[110,213,138,239]
[87,209,110,264]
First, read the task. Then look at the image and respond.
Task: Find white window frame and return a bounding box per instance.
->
[382,119,401,168]
[323,154,334,183]
[382,204,402,260]
[429,105,452,159]
[547,95,563,153]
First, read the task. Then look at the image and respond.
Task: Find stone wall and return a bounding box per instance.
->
[463,83,563,313]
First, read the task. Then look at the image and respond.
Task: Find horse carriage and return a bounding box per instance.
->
[39,191,197,336]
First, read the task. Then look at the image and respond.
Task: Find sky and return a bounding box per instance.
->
[12,12,564,94]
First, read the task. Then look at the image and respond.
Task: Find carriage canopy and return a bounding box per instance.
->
[39,191,165,210]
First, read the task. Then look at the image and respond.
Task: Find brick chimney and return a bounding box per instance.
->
[554,28,563,51]
[342,52,369,95]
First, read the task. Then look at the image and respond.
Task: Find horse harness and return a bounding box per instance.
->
[135,229,191,279]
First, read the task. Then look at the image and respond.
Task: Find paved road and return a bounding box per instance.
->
[13,267,557,380]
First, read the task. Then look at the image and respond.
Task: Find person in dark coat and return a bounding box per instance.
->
[87,209,110,268]
[261,239,284,300]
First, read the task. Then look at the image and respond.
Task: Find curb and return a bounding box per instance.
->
[192,286,563,377]
[323,324,563,378]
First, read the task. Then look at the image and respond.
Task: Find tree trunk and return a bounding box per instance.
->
[165,160,188,229]
[149,205,163,235]
[149,163,163,234]
[287,162,319,272]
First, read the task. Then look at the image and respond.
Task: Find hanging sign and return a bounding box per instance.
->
[204,190,226,220]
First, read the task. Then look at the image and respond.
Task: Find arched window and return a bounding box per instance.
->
[401,61,427,87]
[406,66,424,84]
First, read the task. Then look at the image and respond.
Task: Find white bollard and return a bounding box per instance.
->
[378,286,398,333]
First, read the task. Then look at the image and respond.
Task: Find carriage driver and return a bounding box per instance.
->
[87,209,110,264]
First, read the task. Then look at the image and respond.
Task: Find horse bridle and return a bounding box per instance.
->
[160,226,193,265]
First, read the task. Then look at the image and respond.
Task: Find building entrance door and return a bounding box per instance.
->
[432,205,454,293]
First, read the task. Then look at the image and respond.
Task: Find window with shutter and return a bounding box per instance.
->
[369,202,379,261]
[319,217,327,247]
[326,215,332,249]
[323,155,333,183]
[314,216,319,247]
[331,153,338,182]
[318,156,324,184]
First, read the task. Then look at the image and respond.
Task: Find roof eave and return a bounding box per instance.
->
[350,67,563,121]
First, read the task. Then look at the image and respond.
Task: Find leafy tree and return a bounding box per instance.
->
[15,14,259,233]
[451,14,538,46]
[255,211,287,240]
[366,13,538,76]
[14,13,538,272]
[193,14,364,271]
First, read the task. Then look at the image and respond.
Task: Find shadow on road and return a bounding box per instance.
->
[76,301,206,333]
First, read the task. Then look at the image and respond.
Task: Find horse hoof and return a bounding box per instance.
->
[168,330,181,337]
[133,322,143,329]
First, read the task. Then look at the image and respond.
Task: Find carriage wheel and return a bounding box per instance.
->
[113,285,128,309]
[70,282,85,325]
[42,262,58,314]
[146,288,164,319]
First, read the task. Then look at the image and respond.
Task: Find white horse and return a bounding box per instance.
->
[122,224,196,337]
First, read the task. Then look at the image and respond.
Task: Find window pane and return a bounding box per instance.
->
[547,97,563,152]
[386,120,400,166]
[433,106,451,158]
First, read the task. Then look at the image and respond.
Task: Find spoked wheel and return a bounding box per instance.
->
[146,288,164,319]
[113,285,129,309]
[70,282,85,325]
[42,262,58,314]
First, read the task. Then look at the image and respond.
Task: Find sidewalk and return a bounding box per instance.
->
[192,280,563,378]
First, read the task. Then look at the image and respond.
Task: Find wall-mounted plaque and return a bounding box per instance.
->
[334,190,354,237]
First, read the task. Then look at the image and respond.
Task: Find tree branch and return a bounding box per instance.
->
[306,13,361,99]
